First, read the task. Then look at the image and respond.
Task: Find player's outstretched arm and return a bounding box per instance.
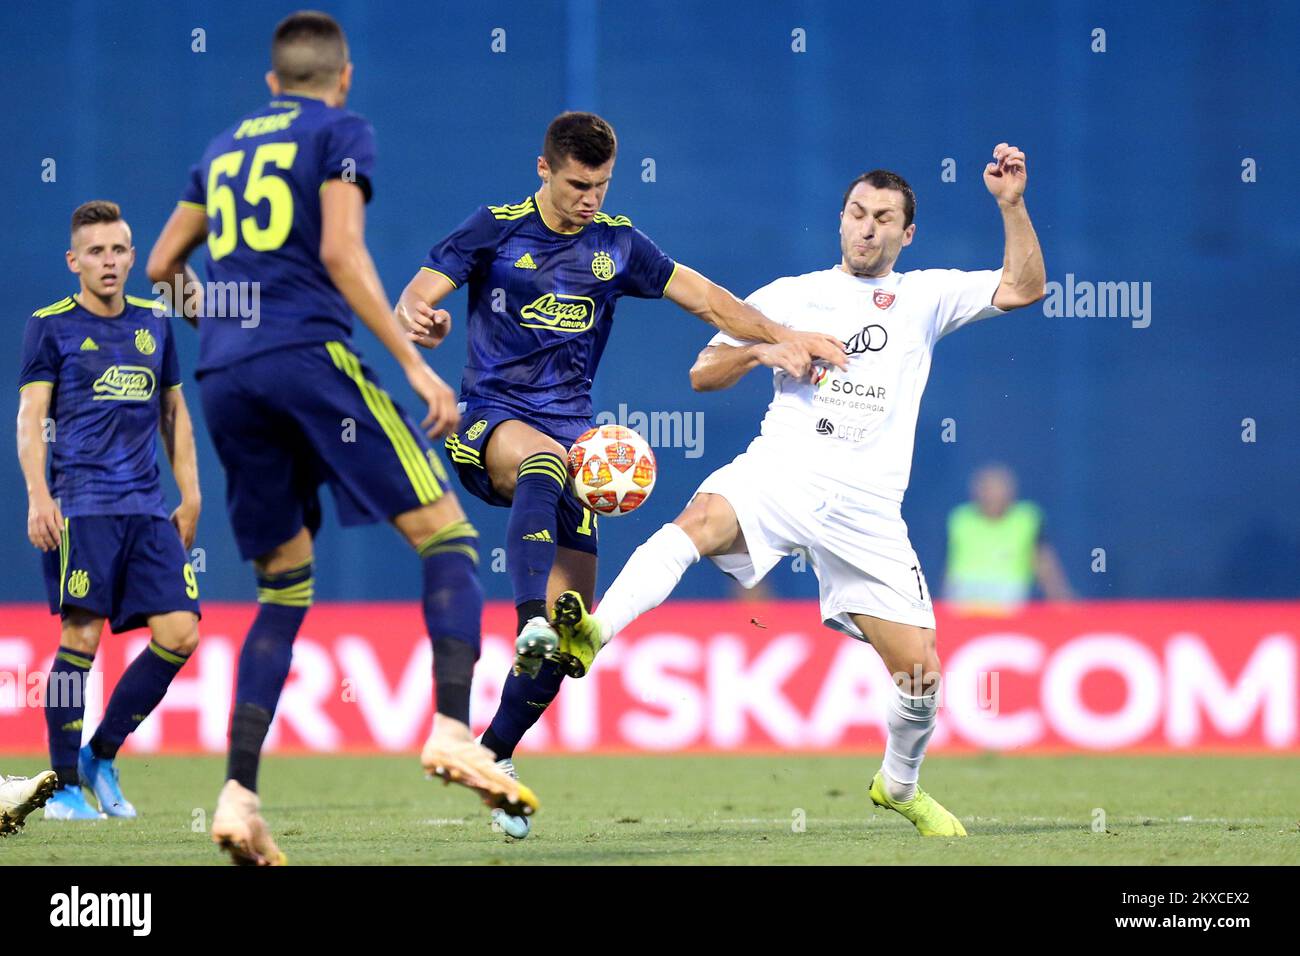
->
[15,384,61,552]
[984,143,1047,311]
[666,266,847,369]
[319,180,459,438]
[146,205,208,327]
[159,388,201,550]
[689,341,817,392]
[395,268,456,349]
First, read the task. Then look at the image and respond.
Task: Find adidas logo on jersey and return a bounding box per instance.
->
[79,337,99,351]
[514,253,538,270]
[522,529,553,542]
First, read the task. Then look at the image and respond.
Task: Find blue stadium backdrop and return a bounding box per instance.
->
[1,0,1297,605]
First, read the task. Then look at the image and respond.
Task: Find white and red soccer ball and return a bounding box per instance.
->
[567,424,657,516]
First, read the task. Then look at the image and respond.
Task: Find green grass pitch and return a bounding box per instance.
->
[2,753,1297,865]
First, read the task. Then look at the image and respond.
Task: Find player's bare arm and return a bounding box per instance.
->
[159,387,201,550]
[318,180,458,438]
[15,383,61,552]
[689,341,817,392]
[145,204,208,326]
[395,267,455,348]
[984,142,1047,311]
[665,265,847,370]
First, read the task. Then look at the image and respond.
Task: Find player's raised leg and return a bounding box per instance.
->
[81,609,200,818]
[552,492,742,671]
[853,613,965,837]
[43,609,105,821]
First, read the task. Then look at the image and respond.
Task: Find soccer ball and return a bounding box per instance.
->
[567,425,657,516]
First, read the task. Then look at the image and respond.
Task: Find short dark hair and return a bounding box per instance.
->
[543,112,618,170]
[842,169,916,228]
[70,200,123,236]
[272,11,347,89]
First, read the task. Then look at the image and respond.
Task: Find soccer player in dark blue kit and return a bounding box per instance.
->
[147,11,534,864]
[17,201,202,822]
[397,112,847,836]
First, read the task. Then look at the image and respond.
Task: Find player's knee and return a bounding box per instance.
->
[895,651,942,696]
[674,495,737,555]
[489,434,566,499]
[170,618,201,656]
[61,630,100,655]
[60,616,102,654]
[255,529,314,577]
[153,612,201,655]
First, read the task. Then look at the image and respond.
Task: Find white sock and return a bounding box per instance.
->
[593,523,700,640]
[881,685,939,802]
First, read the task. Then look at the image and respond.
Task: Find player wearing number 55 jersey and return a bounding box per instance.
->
[146,11,534,865]
[17,201,203,823]
[555,148,1049,838]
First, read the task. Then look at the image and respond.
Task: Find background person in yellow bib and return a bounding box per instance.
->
[943,463,1074,615]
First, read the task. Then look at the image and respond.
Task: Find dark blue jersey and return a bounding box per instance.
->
[178,93,376,374]
[19,295,182,518]
[421,195,677,422]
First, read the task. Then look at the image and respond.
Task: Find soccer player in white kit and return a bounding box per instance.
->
[548,143,1046,837]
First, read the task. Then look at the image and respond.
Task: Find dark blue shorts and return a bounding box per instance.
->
[444,404,599,555]
[198,342,451,561]
[42,514,201,634]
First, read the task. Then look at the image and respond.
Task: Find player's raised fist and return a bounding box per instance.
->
[983,142,1028,205]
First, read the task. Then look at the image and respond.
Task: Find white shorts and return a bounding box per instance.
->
[694,451,935,637]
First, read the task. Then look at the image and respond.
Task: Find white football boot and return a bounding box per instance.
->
[0,771,58,835]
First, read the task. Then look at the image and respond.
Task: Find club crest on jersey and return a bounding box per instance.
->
[873,289,896,310]
[92,365,156,401]
[519,293,596,333]
[67,569,90,599]
[466,419,488,441]
[844,324,888,355]
[591,250,616,281]
[134,328,157,355]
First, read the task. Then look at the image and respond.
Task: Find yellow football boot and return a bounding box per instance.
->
[550,591,608,678]
[869,771,968,837]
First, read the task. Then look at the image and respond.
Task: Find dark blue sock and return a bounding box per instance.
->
[227,562,312,791]
[506,453,566,615]
[91,640,191,760]
[418,520,483,724]
[46,646,94,787]
[481,661,566,760]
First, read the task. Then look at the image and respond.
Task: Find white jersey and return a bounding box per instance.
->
[711,266,1004,504]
